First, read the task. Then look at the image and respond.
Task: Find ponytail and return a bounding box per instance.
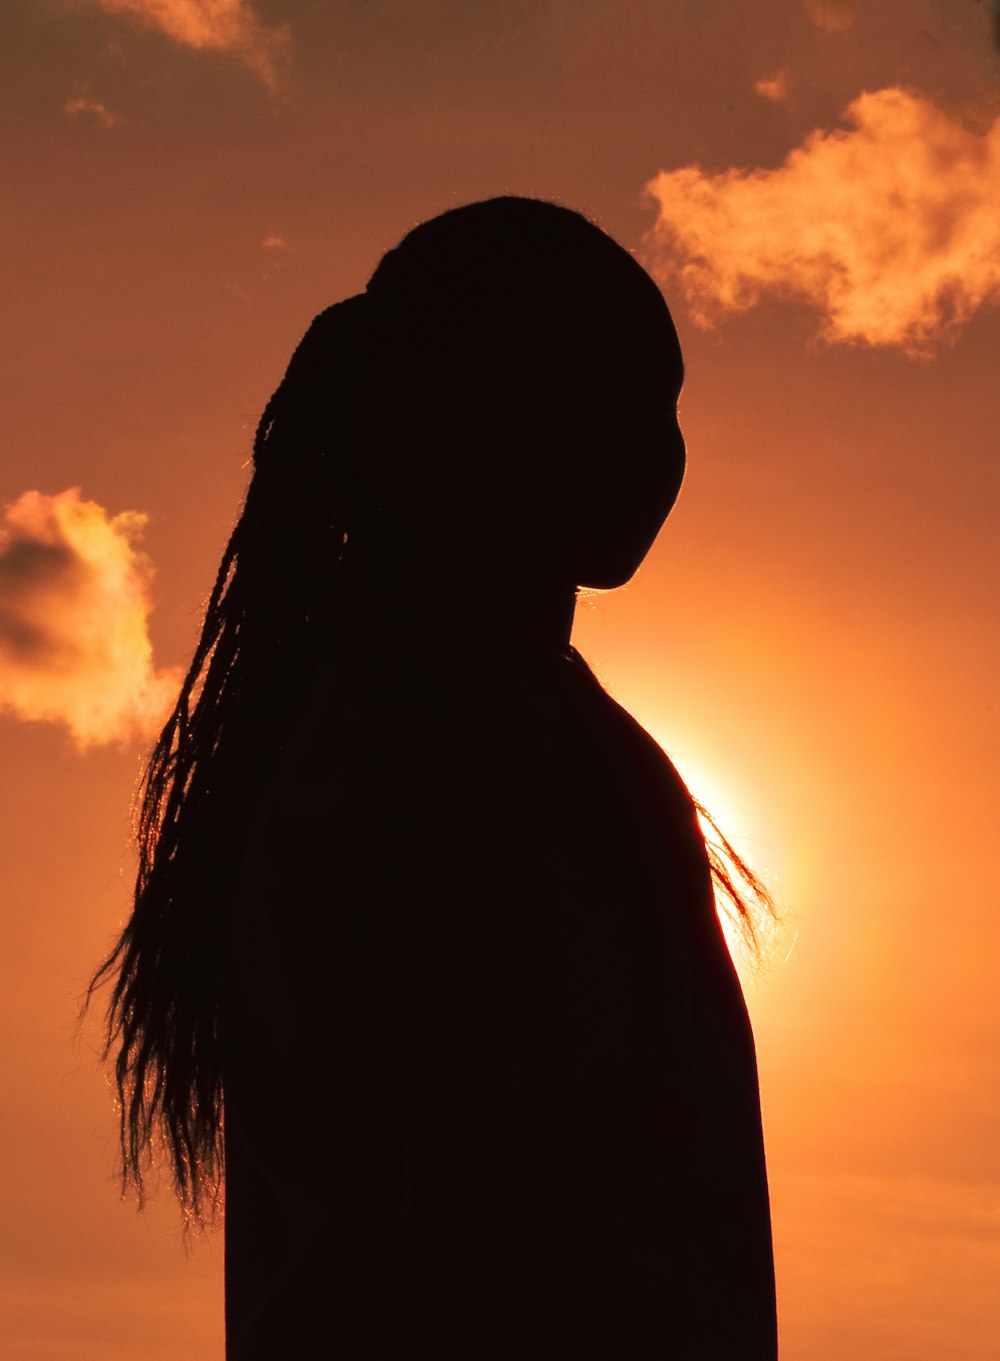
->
[87,296,375,1220]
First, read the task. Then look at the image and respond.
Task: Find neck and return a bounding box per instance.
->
[331,527,578,654]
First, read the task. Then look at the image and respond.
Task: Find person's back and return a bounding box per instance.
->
[223,618,776,1359]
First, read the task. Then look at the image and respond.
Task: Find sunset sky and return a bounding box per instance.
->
[3,1,1000,1357]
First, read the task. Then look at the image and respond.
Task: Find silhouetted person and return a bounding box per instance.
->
[91,197,777,1359]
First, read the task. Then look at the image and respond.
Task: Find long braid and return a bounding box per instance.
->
[87,297,372,1221]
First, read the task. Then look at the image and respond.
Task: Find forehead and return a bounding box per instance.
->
[403,231,686,392]
[564,266,684,382]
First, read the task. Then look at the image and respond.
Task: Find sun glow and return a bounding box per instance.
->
[653,740,785,972]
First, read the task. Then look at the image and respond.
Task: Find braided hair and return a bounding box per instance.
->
[87,294,380,1220]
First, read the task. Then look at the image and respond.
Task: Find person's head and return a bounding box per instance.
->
[87,196,692,1222]
[252,196,685,627]
[343,196,686,590]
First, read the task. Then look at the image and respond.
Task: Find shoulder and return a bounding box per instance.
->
[276,637,568,792]
[259,638,689,880]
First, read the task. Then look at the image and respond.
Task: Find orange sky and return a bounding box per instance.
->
[3,2,1000,1357]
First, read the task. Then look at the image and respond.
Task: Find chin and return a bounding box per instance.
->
[570,488,676,592]
[575,523,665,591]
[576,557,642,591]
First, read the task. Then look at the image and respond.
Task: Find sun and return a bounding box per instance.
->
[645,735,782,970]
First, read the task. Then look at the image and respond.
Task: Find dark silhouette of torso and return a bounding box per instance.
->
[222,618,777,1359]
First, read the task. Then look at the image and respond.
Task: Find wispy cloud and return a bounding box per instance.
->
[0,489,180,749]
[642,86,1000,353]
[94,0,291,89]
[804,0,857,33]
[754,71,790,104]
[63,96,124,129]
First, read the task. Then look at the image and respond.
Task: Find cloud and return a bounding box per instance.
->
[804,0,857,32]
[0,489,180,748]
[754,71,790,103]
[95,0,291,89]
[63,96,124,128]
[641,86,1000,353]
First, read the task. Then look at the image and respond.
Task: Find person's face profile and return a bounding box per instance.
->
[558,269,686,588]
[465,262,686,591]
[347,249,686,593]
